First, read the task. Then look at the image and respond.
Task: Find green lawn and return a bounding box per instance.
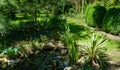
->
[67,17,120,63]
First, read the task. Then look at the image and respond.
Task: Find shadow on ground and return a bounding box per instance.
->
[69,23,92,40]
[107,61,120,70]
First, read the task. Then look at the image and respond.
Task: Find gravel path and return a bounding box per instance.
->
[96,29,120,41]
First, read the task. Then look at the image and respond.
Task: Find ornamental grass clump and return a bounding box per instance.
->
[81,34,108,70]
[64,24,79,65]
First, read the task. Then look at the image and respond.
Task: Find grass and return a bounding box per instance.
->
[107,39,120,62]
[13,13,50,25]
[67,17,120,63]
[67,17,93,41]
[64,25,79,65]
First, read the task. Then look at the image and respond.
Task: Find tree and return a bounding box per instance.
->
[81,0,85,16]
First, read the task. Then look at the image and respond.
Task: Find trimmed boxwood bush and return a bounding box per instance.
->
[102,8,120,35]
[85,5,106,27]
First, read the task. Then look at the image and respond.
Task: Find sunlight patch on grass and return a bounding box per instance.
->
[68,17,120,62]
[67,17,87,26]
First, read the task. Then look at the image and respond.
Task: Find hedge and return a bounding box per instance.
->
[102,8,120,35]
[85,5,106,27]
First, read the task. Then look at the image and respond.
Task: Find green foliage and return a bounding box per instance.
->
[18,41,42,56]
[0,14,12,36]
[46,16,66,32]
[5,21,46,40]
[105,0,120,7]
[81,34,108,69]
[64,24,79,65]
[0,14,6,36]
[64,0,73,15]
[1,46,20,59]
[85,4,106,27]
[45,16,66,40]
[102,8,120,35]
[0,0,19,20]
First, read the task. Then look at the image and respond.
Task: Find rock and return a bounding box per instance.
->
[57,56,63,59]
[47,42,55,47]
[61,49,68,55]
[64,67,73,70]
[64,62,69,67]
[54,46,61,51]
[5,40,70,70]
[43,46,54,51]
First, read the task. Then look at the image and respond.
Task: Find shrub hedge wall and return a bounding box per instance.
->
[102,8,120,35]
[85,5,106,27]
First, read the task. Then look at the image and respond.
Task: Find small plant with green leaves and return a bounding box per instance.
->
[81,34,108,70]
[1,46,20,59]
[64,24,79,65]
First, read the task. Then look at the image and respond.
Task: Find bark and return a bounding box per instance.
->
[81,0,84,15]
[71,0,80,12]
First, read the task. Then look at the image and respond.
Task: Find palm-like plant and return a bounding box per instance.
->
[81,34,108,69]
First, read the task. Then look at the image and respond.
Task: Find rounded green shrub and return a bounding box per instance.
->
[85,5,106,27]
[102,8,120,35]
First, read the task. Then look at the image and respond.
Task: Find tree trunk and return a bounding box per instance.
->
[71,0,80,13]
[81,0,84,18]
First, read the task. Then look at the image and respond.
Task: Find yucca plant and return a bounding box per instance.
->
[64,24,79,65]
[81,34,108,69]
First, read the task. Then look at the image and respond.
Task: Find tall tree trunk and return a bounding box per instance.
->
[71,0,80,13]
[86,0,94,4]
[81,0,84,18]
